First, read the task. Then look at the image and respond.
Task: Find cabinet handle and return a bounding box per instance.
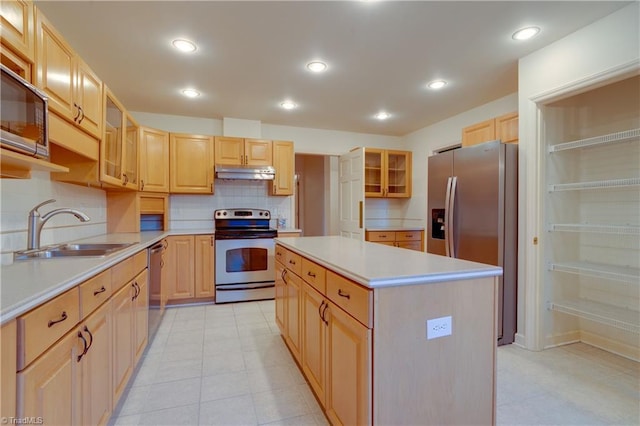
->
[83,326,94,354]
[337,289,351,299]
[78,106,85,124]
[210,236,214,246]
[77,331,87,362]
[132,281,139,300]
[93,286,106,296]
[318,300,325,321]
[48,311,68,327]
[123,174,129,185]
[379,235,387,238]
[321,303,329,325]
[244,155,248,165]
[307,271,316,278]
[141,180,145,191]
[281,269,288,283]
[160,260,165,268]
[163,240,168,250]
[73,103,81,122]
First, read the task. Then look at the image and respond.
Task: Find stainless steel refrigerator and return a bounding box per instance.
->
[427,140,517,345]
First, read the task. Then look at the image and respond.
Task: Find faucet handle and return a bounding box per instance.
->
[30,199,56,214]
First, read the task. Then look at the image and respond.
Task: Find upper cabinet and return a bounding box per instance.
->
[170,133,214,194]
[35,9,103,141]
[0,0,35,80]
[100,88,136,190]
[214,137,272,166]
[462,111,518,147]
[364,148,412,198]
[139,126,169,193]
[271,140,294,196]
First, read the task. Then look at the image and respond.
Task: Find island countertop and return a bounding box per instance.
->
[274,236,502,288]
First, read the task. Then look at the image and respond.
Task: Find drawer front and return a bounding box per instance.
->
[395,231,422,242]
[112,257,134,291]
[18,287,80,369]
[285,250,302,276]
[79,270,112,318]
[133,250,148,275]
[301,258,326,293]
[275,244,286,265]
[326,271,372,328]
[397,241,423,251]
[366,231,395,242]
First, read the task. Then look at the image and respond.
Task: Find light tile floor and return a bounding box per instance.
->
[109,301,640,426]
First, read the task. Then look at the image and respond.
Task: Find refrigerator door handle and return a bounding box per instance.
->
[448,176,458,258]
[444,177,453,257]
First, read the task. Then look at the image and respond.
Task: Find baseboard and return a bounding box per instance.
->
[543,330,581,349]
[580,330,640,362]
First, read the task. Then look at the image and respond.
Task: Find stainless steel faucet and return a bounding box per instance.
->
[27,199,91,250]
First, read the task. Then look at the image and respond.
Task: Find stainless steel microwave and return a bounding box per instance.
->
[0,64,49,159]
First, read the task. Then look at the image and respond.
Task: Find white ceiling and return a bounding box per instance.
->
[35,1,630,136]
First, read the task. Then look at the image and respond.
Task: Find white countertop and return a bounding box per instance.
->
[365,226,425,232]
[274,236,502,289]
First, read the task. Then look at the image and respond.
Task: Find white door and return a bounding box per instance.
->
[339,148,364,240]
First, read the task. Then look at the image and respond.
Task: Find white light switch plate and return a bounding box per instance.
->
[427,316,452,340]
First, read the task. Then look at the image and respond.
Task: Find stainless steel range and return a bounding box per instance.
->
[214,208,277,303]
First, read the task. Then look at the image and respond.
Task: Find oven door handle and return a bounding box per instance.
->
[216,283,275,291]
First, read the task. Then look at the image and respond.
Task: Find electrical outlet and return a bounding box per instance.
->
[426,316,452,340]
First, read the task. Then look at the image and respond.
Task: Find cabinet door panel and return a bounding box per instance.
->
[110,284,133,406]
[326,302,371,426]
[284,270,302,363]
[139,127,169,192]
[194,235,214,298]
[75,58,103,139]
[302,284,326,406]
[36,10,74,119]
[245,139,272,166]
[364,149,384,197]
[272,141,294,195]
[170,134,214,193]
[166,236,195,300]
[462,118,496,147]
[0,0,35,62]
[275,261,286,335]
[495,112,519,144]
[81,303,112,426]
[214,136,244,165]
[386,150,411,198]
[133,270,148,364]
[18,329,81,424]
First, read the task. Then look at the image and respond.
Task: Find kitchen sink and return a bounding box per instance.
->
[14,242,136,260]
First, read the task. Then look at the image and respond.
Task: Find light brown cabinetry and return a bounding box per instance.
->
[1,320,17,419]
[101,88,137,189]
[139,126,170,192]
[35,9,103,140]
[462,111,519,147]
[364,148,412,198]
[165,235,215,303]
[214,136,272,166]
[170,133,214,194]
[365,229,424,252]
[271,140,294,196]
[0,0,35,80]
[276,244,372,425]
[110,281,133,405]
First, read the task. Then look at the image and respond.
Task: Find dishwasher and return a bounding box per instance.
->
[148,240,166,341]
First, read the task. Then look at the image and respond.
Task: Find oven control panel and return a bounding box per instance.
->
[215,209,270,219]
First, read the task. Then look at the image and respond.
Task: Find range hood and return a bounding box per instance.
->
[215,164,276,180]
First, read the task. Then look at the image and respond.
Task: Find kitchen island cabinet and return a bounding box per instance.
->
[275,236,501,425]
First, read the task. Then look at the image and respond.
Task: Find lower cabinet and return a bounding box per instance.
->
[1,321,17,419]
[165,235,214,303]
[277,244,372,425]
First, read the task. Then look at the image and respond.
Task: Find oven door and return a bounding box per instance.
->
[215,237,275,285]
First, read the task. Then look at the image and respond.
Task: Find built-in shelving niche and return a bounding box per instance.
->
[542,75,640,361]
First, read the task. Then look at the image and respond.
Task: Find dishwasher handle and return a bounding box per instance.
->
[150,243,165,254]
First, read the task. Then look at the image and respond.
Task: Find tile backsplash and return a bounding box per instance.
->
[170,180,293,230]
[0,172,107,264]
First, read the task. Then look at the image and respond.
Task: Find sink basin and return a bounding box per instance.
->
[14,242,136,260]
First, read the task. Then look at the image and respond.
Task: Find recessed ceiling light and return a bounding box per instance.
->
[512,26,540,41]
[182,88,200,98]
[374,112,390,120]
[172,39,197,52]
[306,61,328,73]
[280,101,297,110]
[427,80,447,90]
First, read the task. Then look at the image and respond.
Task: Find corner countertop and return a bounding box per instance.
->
[274,236,502,289]
[277,228,302,234]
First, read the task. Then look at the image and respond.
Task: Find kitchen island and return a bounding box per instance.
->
[274,236,502,426]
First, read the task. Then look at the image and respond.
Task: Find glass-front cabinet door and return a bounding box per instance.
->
[364,148,384,197]
[123,113,139,189]
[386,150,411,198]
[101,88,124,186]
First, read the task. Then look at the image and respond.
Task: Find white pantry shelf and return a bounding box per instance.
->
[549,177,640,192]
[549,261,640,284]
[549,223,640,235]
[550,299,640,334]
[548,128,640,153]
